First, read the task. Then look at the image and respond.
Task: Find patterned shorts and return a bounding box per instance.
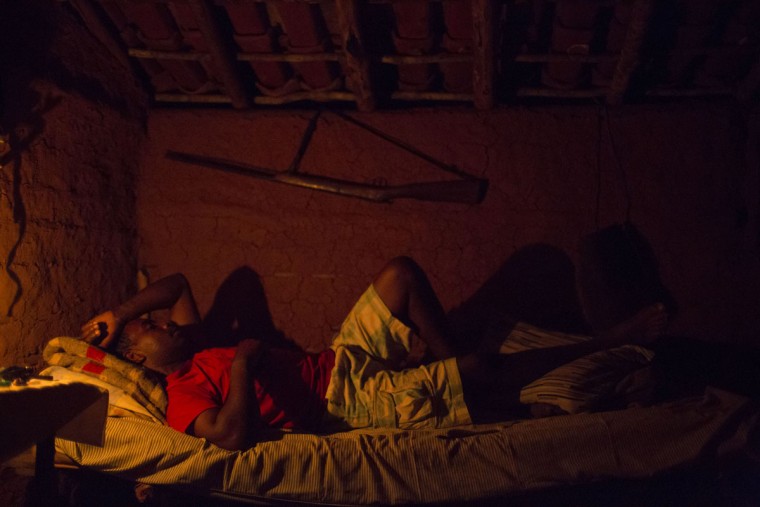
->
[323,285,471,430]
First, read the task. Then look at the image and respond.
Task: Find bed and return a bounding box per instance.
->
[41,335,760,506]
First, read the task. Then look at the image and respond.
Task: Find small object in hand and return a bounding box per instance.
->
[1,365,46,385]
[0,365,34,382]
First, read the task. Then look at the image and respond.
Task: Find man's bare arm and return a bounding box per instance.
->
[191,339,264,450]
[81,273,201,349]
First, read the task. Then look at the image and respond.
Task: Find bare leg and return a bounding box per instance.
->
[372,256,459,359]
[459,303,669,422]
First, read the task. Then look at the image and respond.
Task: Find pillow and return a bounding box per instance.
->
[519,344,656,415]
[43,336,167,422]
[499,321,656,415]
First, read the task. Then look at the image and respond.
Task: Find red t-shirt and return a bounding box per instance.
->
[165,346,335,434]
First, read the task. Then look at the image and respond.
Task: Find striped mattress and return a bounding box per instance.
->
[56,388,759,506]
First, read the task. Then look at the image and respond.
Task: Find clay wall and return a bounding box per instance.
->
[140,104,760,352]
[0,1,145,367]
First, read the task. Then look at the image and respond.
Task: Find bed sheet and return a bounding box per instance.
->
[55,388,759,506]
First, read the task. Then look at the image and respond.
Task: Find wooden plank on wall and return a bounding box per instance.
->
[335,0,376,111]
[472,0,495,110]
[187,0,251,109]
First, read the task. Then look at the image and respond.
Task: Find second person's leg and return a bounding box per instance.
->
[372,256,459,360]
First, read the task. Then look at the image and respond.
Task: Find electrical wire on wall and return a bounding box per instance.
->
[605,105,633,224]
[594,104,603,230]
[584,101,677,328]
[594,101,632,229]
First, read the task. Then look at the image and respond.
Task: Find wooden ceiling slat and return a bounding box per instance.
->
[253,91,357,105]
[70,0,133,71]
[68,0,760,109]
[335,0,376,112]
[517,88,607,99]
[381,54,473,65]
[606,0,653,106]
[156,93,232,103]
[515,54,620,64]
[237,53,341,63]
[392,91,473,102]
[129,48,208,61]
[187,0,251,108]
[472,0,494,110]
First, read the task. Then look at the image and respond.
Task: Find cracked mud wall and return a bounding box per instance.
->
[0,1,146,367]
[141,104,760,352]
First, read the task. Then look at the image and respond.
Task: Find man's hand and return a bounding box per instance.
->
[81,310,124,350]
[192,338,264,450]
[234,339,264,366]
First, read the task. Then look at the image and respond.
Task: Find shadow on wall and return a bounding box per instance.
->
[203,248,590,355]
[203,228,675,355]
[448,226,676,353]
[448,244,591,354]
[577,222,678,333]
[202,266,291,349]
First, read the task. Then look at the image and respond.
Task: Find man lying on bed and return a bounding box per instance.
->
[80,256,666,451]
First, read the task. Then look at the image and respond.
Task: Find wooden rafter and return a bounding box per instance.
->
[187,0,250,109]
[472,0,495,110]
[335,0,376,111]
[69,0,132,71]
[606,0,654,106]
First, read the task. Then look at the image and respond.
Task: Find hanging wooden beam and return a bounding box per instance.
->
[335,0,376,111]
[186,0,250,109]
[606,0,654,106]
[472,0,495,110]
[69,0,132,71]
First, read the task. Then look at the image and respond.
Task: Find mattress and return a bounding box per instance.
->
[55,388,760,506]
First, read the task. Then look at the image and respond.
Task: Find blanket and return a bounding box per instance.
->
[42,337,167,423]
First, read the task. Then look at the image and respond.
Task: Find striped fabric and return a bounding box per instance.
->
[519,345,656,414]
[55,389,758,505]
[501,322,656,414]
[43,337,167,422]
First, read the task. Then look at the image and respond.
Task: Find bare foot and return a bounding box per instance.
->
[602,303,668,346]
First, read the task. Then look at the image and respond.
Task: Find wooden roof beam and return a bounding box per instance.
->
[606,0,654,106]
[187,0,250,109]
[472,0,495,110]
[335,0,376,112]
[69,0,132,71]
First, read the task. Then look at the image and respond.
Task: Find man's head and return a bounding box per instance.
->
[117,319,194,374]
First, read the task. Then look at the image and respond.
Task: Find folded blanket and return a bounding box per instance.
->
[43,337,167,423]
